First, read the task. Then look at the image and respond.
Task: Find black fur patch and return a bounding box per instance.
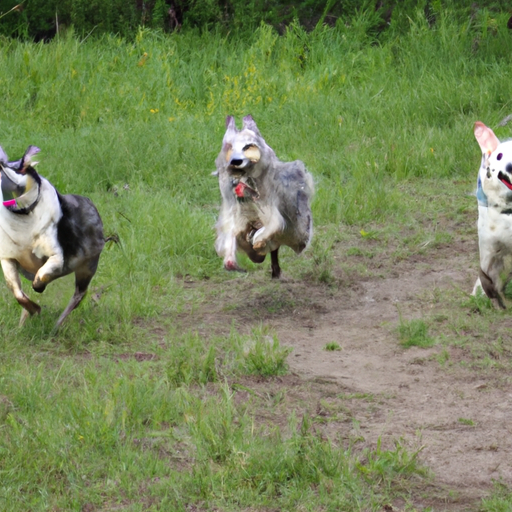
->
[56,192,104,269]
[25,167,42,186]
[479,267,505,309]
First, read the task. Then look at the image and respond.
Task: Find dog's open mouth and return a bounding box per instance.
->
[498,171,512,191]
[232,177,259,200]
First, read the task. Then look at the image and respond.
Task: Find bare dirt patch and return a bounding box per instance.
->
[176,233,512,510]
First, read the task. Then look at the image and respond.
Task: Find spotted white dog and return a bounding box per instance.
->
[215,115,314,278]
[473,121,512,307]
[0,145,105,328]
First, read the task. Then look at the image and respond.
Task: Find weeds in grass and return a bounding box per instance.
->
[188,411,429,509]
[398,318,436,348]
[481,480,512,511]
[164,327,291,385]
[464,288,494,315]
[167,340,218,386]
[437,349,450,365]
[243,331,291,377]
[357,438,428,484]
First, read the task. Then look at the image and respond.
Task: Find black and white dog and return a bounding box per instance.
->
[0,145,105,328]
[214,115,314,278]
[473,121,512,308]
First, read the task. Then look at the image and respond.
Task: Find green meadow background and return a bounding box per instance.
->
[0,3,512,510]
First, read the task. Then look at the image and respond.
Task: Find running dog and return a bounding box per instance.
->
[0,144,105,328]
[214,115,314,278]
[472,121,512,308]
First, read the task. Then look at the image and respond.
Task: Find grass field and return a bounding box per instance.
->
[1,6,512,510]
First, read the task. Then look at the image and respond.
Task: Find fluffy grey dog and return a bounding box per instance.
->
[214,115,314,278]
[0,145,105,328]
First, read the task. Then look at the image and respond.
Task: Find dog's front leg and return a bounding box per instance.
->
[32,253,65,293]
[215,207,245,272]
[223,235,246,271]
[1,259,41,326]
[252,210,285,253]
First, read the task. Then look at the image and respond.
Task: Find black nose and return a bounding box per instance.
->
[230,159,243,167]
[507,163,512,174]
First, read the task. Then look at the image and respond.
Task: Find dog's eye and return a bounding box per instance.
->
[243,145,261,163]
[497,153,503,161]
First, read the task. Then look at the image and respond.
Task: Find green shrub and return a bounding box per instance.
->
[3,0,512,41]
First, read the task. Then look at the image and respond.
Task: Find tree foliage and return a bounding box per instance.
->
[0,0,510,40]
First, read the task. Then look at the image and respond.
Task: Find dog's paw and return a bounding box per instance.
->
[32,282,47,293]
[32,275,49,293]
[251,226,267,248]
[224,260,246,273]
[18,305,40,327]
[252,240,267,252]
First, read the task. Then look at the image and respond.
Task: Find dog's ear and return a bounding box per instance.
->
[20,145,40,174]
[225,115,238,135]
[226,115,236,130]
[0,146,8,165]
[242,115,261,136]
[223,116,237,143]
[474,122,500,154]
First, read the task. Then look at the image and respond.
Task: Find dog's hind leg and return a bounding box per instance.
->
[236,232,266,265]
[1,259,41,326]
[55,257,100,329]
[270,249,281,279]
[479,267,506,309]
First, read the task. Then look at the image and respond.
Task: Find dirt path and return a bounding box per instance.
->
[277,256,512,505]
[179,235,512,509]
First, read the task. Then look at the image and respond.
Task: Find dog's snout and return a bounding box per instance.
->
[230,159,244,167]
[506,163,512,174]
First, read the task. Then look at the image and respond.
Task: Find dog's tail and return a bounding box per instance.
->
[105,233,120,247]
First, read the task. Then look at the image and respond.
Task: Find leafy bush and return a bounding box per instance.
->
[2,0,512,41]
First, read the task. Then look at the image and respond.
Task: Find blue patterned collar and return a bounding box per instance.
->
[476,176,488,207]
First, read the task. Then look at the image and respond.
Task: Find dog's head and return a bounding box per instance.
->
[215,115,277,201]
[474,121,512,207]
[0,145,41,213]
[216,115,276,178]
